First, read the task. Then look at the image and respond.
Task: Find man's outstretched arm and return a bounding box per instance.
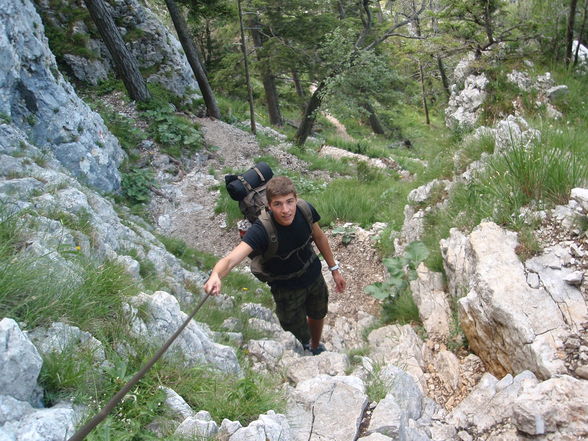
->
[203,241,254,295]
[311,222,346,293]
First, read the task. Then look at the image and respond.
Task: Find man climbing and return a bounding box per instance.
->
[203,176,346,355]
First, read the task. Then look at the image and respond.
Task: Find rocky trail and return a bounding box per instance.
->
[149,116,384,325]
[146,114,488,411]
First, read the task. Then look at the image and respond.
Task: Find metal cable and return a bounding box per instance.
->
[68,292,211,441]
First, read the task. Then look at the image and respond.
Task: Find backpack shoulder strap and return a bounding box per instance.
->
[296,199,314,230]
[258,199,313,261]
[258,208,278,260]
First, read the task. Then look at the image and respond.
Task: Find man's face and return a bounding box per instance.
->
[269,193,297,226]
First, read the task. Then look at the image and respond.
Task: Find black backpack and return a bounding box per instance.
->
[225,162,273,224]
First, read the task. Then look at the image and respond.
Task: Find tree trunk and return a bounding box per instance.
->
[294,82,325,146]
[419,61,430,125]
[566,0,579,66]
[250,17,283,126]
[437,55,451,98]
[363,102,385,135]
[83,0,150,102]
[292,70,305,99]
[165,0,220,118]
[237,0,256,134]
[574,0,588,65]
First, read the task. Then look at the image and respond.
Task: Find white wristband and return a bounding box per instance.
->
[329,264,340,272]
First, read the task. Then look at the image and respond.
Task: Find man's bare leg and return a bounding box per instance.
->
[307,317,324,349]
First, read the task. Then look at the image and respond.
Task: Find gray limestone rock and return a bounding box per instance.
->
[368,325,426,388]
[229,411,290,441]
[28,322,105,363]
[0,0,124,192]
[571,187,588,212]
[126,291,241,375]
[493,115,541,152]
[159,386,194,421]
[0,401,82,441]
[379,365,424,420]
[287,375,368,441]
[448,371,538,432]
[174,412,219,439]
[35,0,201,98]
[409,264,451,342]
[546,85,569,101]
[285,352,349,385]
[241,303,279,324]
[513,375,588,437]
[0,395,34,425]
[367,394,407,439]
[443,222,585,379]
[246,339,287,372]
[507,70,532,90]
[0,319,43,404]
[445,74,489,129]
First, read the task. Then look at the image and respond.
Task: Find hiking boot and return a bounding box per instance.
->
[303,343,326,356]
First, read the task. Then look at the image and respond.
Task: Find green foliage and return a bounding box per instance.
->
[144,108,203,156]
[121,169,155,204]
[44,207,94,236]
[0,221,137,335]
[365,363,387,402]
[331,224,356,246]
[157,234,217,271]
[155,363,285,425]
[365,242,428,324]
[39,346,100,405]
[365,242,429,301]
[307,174,410,229]
[90,101,146,157]
[288,146,354,175]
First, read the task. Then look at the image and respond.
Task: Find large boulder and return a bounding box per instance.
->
[441,222,587,379]
[368,325,426,389]
[445,74,489,129]
[0,318,43,405]
[0,0,124,192]
[126,291,241,375]
[287,375,368,441]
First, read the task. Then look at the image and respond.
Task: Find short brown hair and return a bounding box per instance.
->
[266,176,297,203]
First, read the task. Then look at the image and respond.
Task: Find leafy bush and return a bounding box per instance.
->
[121,169,155,204]
[365,242,429,324]
[145,108,203,156]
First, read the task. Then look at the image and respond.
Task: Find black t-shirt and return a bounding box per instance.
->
[242,202,322,289]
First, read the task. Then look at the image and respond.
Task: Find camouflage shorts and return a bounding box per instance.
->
[270,274,329,345]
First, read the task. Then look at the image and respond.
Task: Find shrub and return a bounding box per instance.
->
[365,241,428,324]
[121,169,155,204]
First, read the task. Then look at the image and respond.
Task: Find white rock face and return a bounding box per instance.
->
[28,322,106,362]
[448,371,538,432]
[287,375,368,441]
[492,115,541,152]
[229,411,291,441]
[367,325,426,389]
[126,291,242,375]
[442,222,587,379]
[513,375,588,437]
[0,401,81,441]
[0,0,124,192]
[445,74,489,129]
[285,352,349,385]
[0,319,43,404]
[409,264,451,342]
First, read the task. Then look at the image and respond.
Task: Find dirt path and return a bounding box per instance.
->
[150,117,384,322]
